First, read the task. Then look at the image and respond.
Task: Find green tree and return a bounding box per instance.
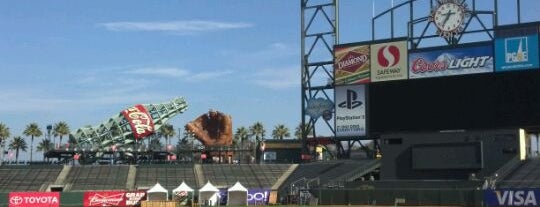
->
[294,123,313,140]
[159,124,175,148]
[23,123,42,162]
[249,122,265,141]
[9,136,27,163]
[0,123,10,165]
[234,127,249,147]
[272,124,290,140]
[53,122,70,148]
[36,139,54,161]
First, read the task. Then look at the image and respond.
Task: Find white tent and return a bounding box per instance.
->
[147,183,168,201]
[172,181,194,205]
[227,182,248,206]
[199,181,220,206]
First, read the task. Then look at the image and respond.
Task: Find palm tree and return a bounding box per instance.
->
[23,123,42,162]
[0,123,10,165]
[53,122,70,148]
[235,127,249,164]
[235,127,249,147]
[36,139,54,161]
[249,122,265,141]
[9,136,27,163]
[159,124,175,149]
[272,124,290,140]
[294,123,313,140]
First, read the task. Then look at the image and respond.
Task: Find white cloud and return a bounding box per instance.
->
[99,20,253,33]
[124,67,190,77]
[187,70,234,82]
[251,66,300,90]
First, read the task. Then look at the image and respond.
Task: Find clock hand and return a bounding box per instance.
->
[443,11,456,26]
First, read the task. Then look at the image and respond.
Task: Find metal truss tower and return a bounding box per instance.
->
[300,0,342,156]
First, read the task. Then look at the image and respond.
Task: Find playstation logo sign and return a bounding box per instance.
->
[338,89,362,109]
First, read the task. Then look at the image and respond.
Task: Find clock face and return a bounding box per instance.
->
[433,3,464,32]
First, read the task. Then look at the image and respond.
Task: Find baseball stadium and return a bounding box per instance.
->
[2,0,540,206]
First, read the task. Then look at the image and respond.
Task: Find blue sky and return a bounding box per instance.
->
[1,0,539,160]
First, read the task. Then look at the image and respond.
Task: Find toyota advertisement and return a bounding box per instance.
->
[334,44,371,85]
[83,191,146,207]
[409,43,494,79]
[371,40,408,82]
[9,192,60,207]
[335,85,366,137]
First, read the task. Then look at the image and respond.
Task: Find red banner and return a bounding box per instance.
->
[83,191,146,207]
[121,104,155,139]
[9,192,60,207]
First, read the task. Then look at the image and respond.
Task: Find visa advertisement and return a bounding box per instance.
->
[409,44,494,79]
[335,85,366,137]
[495,34,540,72]
[371,41,408,82]
[9,192,60,207]
[83,191,146,207]
[484,189,539,207]
[334,44,370,85]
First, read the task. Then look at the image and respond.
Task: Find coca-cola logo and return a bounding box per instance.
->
[121,105,155,139]
[377,45,400,67]
[337,51,368,72]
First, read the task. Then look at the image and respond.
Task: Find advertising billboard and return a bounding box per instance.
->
[83,191,146,207]
[335,85,366,137]
[121,104,155,139]
[218,188,270,205]
[409,44,493,79]
[495,26,539,72]
[334,44,370,84]
[305,98,333,120]
[9,192,60,207]
[371,40,408,82]
[484,189,539,207]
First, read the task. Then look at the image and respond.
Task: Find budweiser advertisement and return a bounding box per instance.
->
[409,43,493,79]
[334,44,370,85]
[9,192,60,207]
[121,104,155,139]
[83,191,146,207]
[370,40,408,82]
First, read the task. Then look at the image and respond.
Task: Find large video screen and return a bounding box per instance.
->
[369,69,540,132]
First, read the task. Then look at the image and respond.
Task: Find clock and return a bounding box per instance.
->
[430,0,468,39]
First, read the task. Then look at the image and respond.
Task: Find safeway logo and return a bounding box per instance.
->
[9,192,60,207]
[377,45,400,68]
[338,89,362,109]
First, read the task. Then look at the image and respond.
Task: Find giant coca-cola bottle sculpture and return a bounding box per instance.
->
[73,97,188,150]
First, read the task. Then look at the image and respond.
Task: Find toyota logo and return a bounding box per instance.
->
[10,196,23,205]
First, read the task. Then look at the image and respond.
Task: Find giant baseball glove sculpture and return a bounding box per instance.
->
[185,110,233,146]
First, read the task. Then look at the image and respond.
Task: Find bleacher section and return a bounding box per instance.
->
[278,159,380,195]
[199,164,291,188]
[0,165,63,193]
[135,164,197,191]
[64,165,129,191]
[498,158,540,188]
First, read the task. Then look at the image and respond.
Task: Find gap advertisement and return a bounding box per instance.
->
[335,85,366,137]
[409,44,494,79]
[484,189,539,207]
[495,33,540,72]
